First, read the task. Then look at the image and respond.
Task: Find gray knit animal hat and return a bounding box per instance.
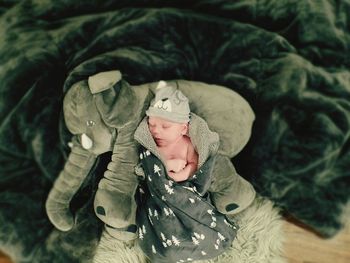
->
[146,81,190,123]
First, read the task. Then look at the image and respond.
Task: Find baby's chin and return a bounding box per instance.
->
[154,138,167,146]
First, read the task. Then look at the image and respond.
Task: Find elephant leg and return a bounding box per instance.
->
[46,143,97,231]
[94,124,139,240]
[209,155,256,215]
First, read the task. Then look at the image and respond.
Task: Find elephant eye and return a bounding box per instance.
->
[86,120,96,127]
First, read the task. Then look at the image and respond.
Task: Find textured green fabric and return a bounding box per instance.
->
[0,1,350,262]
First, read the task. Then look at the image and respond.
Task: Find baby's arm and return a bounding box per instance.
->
[168,140,198,182]
[185,142,198,175]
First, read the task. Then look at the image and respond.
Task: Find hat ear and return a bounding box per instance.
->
[155,81,173,97]
[156,80,177,93]
[175,90,188,102]
[156,80,167,89]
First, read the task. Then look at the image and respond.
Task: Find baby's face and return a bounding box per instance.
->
[148,116,188,147]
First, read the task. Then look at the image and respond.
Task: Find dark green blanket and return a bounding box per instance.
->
[0,0,349,262]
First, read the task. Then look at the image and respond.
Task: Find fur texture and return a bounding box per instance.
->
[93,196,285,263]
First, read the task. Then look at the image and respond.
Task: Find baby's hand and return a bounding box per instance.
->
[166,159,187,173]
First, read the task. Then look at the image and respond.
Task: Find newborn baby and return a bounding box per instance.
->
[134,80,239,263]
[147,116,198,182]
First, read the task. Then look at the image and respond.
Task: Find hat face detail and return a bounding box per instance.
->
[153,98,172,112]
[146,81,190,123]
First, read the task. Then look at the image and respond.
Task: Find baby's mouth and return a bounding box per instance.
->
[154,138,166,145]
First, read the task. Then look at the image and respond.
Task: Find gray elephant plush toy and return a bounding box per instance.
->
[45,70,256,243]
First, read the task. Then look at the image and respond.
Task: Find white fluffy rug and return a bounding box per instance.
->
[93,196,286,263]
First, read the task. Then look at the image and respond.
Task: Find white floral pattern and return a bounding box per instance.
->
[152,245,157,254]
[172,235,180,246]
[164,184,174,194]
[154,164,162,176]
[139,225,146,240]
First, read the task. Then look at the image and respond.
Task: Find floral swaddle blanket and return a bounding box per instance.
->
[136,146,238,263]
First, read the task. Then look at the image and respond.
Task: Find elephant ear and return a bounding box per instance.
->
[88,70,152,129]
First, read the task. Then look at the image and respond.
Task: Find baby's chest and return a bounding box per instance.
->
[161,144,188,160]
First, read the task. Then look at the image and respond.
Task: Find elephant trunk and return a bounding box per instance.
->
[46,140,97,231]
[94,124,139,240]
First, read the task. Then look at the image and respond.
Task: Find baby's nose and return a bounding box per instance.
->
[151,126,160,135]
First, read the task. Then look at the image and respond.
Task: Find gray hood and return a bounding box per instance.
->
[134,113,219,168]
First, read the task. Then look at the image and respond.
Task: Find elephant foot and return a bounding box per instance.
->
[94,190,138,230]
